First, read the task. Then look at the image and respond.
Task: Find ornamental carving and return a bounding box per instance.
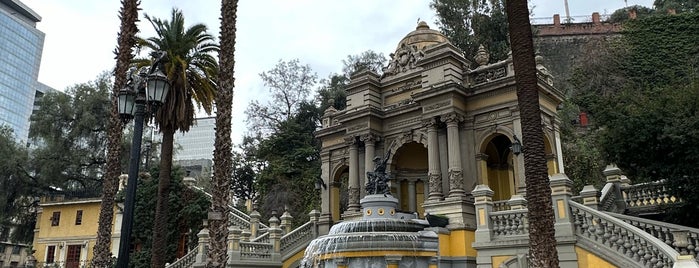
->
[348,187,360,206]
[449,169,464,191]
[360,134,379,144]
[473,66,507,84]
[344,136,357,146]
[428,172,442,195]
[382,43,425,77]
[424,101,450,112]
[421,117,439,130]
[442,113,464,126]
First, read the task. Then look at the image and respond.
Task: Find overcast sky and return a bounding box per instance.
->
[22,0,653,144]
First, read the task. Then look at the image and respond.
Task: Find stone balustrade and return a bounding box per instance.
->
[165,246,198,268]
[611,212,699,260]
[492,200,511,212]
[489,208,529,239]
[570,201,679,267]
[621,180,680,209]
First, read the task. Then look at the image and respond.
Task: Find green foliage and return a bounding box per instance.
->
[654,0,699,13]
[0,126,34,243]
[569,12,699,224]
[341,50,386,77]
[136,8,219,132]
[430,0,509,64]
[608,5,655,23]
[125,167,210,267]
[28,72,114,194]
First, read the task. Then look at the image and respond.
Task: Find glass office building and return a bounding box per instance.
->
[0,0,44,142]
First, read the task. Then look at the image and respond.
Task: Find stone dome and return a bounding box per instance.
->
[394,21,450,53]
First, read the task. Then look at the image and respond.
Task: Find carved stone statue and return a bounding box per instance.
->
[365,151,392,196]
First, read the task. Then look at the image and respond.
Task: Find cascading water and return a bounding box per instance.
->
[301,154,440,267]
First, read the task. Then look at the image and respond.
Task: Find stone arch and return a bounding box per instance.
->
[390,141,428,217]
[385,129,427,169]
[330,163,349,222]
[542,130,558,175]
[477,132,517,201]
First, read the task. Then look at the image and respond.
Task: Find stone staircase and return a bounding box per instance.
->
[166,186,319,268]
[473,166,699,268]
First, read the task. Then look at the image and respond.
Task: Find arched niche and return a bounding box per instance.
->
[391,141,428,217]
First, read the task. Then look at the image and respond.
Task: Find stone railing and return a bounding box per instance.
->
[492,200,511,212]
[489,209,529,239]
[599,182,619,212]
[239,241,275,260]
[165,246,198,268]
[251,231,270,243]
[621,180,680,210]
[570,200,679,267]
[280,220,317,258]
[611,212,699,260]
[188,185,269,230]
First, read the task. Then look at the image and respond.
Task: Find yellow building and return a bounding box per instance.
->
[32,196,120,267]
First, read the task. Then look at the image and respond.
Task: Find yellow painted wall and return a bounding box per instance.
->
[576,246,618,268]
[439,230,477,257]
[282,249,306,268]
[487,168,512,201]
[492,255,513,268]
[33,200,113,263]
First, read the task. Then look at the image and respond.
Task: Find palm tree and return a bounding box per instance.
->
[504,0,560,266]
[135,9,218,267]
[209,0,238,266]
[93,1,139,267]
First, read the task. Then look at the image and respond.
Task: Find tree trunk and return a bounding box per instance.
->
[151,125,174,268]
[93,1,138,267]
[208,0,237,266]
[505,0,560,267]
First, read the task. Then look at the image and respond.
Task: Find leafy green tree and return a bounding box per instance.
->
[124,168,210,268]
[654,0,699,13]
[0,126,34,244]
[608,5,655,23]
[29,73,113,194]
[135,8,219,267]
[245,59,317,134]
[341,50,386,77]
[430,0,509,64]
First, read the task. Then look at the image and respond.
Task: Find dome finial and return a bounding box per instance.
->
[416,21,429,30]
[474,44,490,66]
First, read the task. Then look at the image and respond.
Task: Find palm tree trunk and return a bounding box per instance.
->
[505,0,560,267]
[209,0,237,266]
[93,1,138,267]
[151,125,174,268]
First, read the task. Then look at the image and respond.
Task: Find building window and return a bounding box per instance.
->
[46,245,55,263]
[51,211,61,226]
[0,244,5,253]
[75,210,83,225]
[11,246,20,254]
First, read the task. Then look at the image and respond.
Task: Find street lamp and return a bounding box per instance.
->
[116,51,170,268]
[511,134,522,156]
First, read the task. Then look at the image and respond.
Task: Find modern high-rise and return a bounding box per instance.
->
[0,0,45,142]
[174,117,215,177]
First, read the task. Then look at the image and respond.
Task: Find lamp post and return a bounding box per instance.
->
[116,51,170,268]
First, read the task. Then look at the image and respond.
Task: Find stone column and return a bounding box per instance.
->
[361,134,377,199]
[249,210,260,238]
[227,226,240,264]
[550,174,574,238]
[193,222,209,268]
[269,216,282,261]
[424,118,443,201]
[475,153,489,186]
[579,185,600,210]
[280,210,293,234]
[472,185,494,243]
[443,113,465,198]
[408,180,417,212]
[346,136,360,211]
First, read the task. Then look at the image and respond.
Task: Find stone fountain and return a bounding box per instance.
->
[301,153,439,268]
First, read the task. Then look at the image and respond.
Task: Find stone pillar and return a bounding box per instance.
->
[507,194,527,209]
[361,134,376,175]
[550,173,579,267]
[579,185,600,210]
[346,136,360,211]
[424,118,443,201]
[550,174,575,237]
[309,209,320,237]
[475,153,489,186]
[443,113,465,198]
[269,216,282,261]
[280,210,293,234]
[472,185,494,243]
[227,226,241,264]
[408,180,417,212]
[249,209,260,238]
[393,179,402,203]
[193,222,209,268]
[603,164,626,210]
